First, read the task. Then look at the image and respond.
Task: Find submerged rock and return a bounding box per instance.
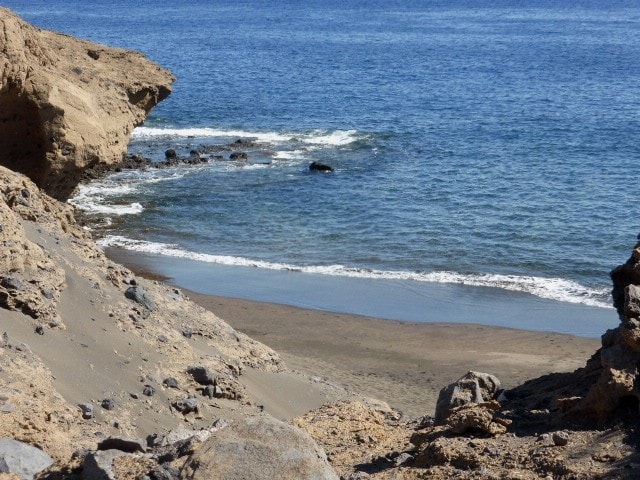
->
[309,161,334,172]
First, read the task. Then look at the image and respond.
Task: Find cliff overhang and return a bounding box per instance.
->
[0,7,175,200]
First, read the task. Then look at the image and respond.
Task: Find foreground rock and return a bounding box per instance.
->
[181,416,339,479]
[0,7,174,199]
[0,438,53,480]
[434,371,501,424]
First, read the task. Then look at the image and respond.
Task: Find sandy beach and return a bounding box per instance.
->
[107,248,604,418]
[183,291,601,418]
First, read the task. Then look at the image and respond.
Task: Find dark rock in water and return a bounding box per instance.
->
[97,436,146,453]
[309,161,334,172]
[0,438,54,480]
[187,366,216,386]
[124,286,156,311]
[229,152,248,161]
[163,377,179,389]
[165,148,177,159]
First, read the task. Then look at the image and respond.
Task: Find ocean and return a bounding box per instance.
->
[7,0,640,335]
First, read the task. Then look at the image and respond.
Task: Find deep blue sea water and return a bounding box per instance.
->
[7,1,640,333]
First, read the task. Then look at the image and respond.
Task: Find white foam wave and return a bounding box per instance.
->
[99,235,612,309]
[132,127,365,147]
[273,150,307,160]
[69,169,191,215]
[69,181,143,215]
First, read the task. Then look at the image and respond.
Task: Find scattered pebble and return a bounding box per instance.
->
[101,399,116,410]
[35,325,45,335]
[143,385,156,397]
[163,377,179,389]
[0,403,15,413]
[553,431,570,446]
[79,403,94,419]
[173,397,198,414]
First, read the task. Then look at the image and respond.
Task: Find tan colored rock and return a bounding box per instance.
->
[0,7,174,199]
[294,400,410,479]
[446,401,509,436]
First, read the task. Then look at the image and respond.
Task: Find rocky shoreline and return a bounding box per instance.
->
[1,6,640,479]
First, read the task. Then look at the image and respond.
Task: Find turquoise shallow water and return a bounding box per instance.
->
[6,1,640,331]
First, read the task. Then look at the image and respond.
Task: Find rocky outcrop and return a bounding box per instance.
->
[0,7,174,200]
[570,240,640,421]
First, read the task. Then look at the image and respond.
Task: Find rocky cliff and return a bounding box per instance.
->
[0,7,174,200]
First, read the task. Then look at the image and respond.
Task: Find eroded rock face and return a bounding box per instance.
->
[572,241,640,421]
[0,7,175,199]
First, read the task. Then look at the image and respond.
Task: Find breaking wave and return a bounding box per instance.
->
[132,126,368,147]
[99,235,612,309]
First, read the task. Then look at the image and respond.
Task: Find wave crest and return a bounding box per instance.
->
[99,235,612,309]
[132,127,367,147]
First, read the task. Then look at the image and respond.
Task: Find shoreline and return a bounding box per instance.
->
[106,247,603,417]
[104,246,616,338]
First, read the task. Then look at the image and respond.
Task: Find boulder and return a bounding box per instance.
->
[0,438,54,480]
[180,416,339,480]
[434,371,501,424]
[124,286,156,311]
[0,7,174,199]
